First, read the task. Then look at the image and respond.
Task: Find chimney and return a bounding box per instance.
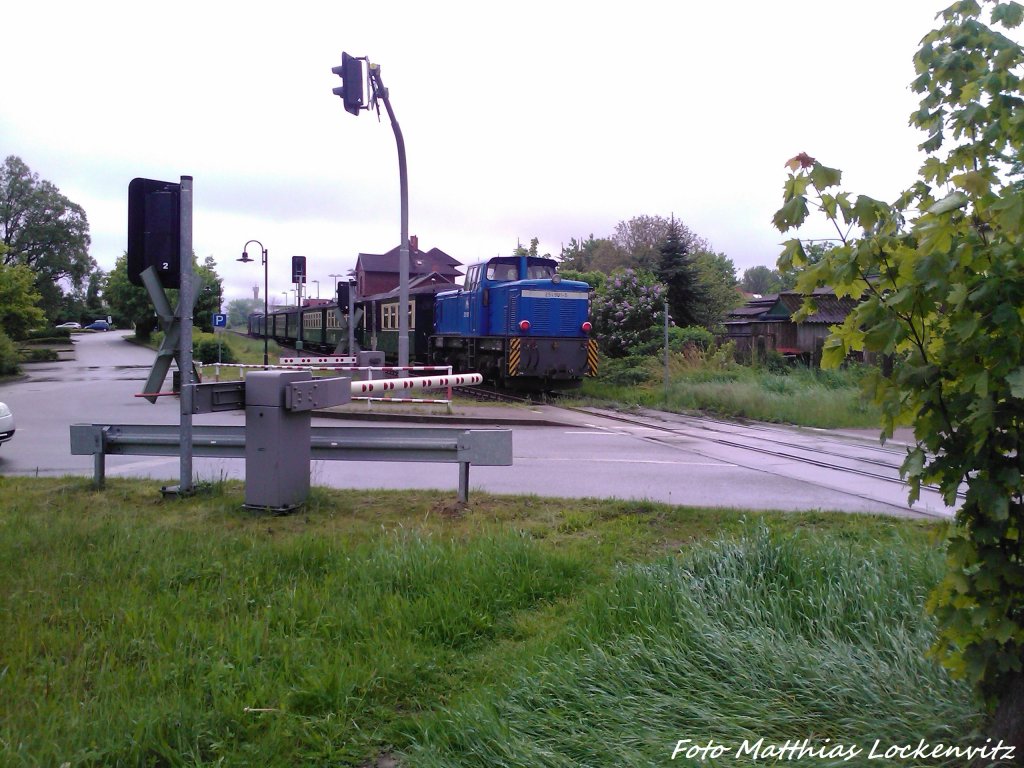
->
[409,234,419,253]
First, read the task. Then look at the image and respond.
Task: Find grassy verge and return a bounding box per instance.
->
[578,354,882,429]
[0,478,980,767]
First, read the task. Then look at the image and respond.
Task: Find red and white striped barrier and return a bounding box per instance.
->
[194,363,474,412]
[353,373,483,395]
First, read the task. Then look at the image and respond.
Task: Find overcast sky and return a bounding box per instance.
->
[3,0,945,305]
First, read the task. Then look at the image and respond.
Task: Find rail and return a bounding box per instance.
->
[69,423,513,503]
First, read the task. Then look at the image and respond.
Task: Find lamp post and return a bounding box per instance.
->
[238,240,269,367]
[281,291,288,306]
[312,279,320,299]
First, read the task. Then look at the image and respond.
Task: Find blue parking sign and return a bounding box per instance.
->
[212,313,227,328]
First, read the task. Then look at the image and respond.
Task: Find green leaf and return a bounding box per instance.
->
[772,195,808,232]
[992,1,1024,28]
[809,163,842,190]
[990,193,1024,233]
[851,195,886,229]
[928,191,969,215]
[1006,367,1024,398]
[947,283,968,307]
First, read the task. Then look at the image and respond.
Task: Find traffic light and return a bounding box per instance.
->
[331,52,365,115]
[291,255,307,284]
[127,178,181,288]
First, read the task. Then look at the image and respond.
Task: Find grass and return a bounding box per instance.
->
[0,478,982,767]
[579,353,883,429]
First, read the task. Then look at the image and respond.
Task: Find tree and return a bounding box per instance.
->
[558,235,618,272]
[105,253,223,339]
[511,237,551,258]
[773,0,1024,748]
[193,255,224,333]
[740,265,783,295]
[104,254,157,339]
[656,217,701,327]
[692,252,742,330]
[0,257,44,340]
[1,156,94,319]
[611,215,710,272]
[227,298,263,328]
[591,268,669,358]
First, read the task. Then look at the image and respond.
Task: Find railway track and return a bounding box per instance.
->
[453,385,535,405]
[561,405,963,517]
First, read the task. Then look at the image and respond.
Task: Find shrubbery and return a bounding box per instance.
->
[591,269,669,358]
[0,330,20,375]
[193,333,237,364]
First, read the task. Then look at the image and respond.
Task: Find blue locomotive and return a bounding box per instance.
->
[430,255,598,388]
[248,254,598,389]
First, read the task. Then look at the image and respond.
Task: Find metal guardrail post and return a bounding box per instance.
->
[458,462,469,503]
[94,428,107,489]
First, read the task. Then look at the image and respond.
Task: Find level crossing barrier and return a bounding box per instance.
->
[197,363,460,412]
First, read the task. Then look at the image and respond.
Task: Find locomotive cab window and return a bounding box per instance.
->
[526,264,555,279]
[485,258,519,282]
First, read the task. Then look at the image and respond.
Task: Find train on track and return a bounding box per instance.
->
[247,254,599,390]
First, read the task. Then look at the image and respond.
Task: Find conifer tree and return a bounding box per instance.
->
[656,217,700,327]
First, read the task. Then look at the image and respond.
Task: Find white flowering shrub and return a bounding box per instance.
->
[591,268,670,358]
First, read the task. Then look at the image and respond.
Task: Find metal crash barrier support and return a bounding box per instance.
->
[70,423,512,504]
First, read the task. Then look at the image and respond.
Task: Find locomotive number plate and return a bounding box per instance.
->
[521,290,588,300]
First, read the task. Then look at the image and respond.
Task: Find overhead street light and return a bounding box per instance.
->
[312,279,320,299]
[238,240,269,367]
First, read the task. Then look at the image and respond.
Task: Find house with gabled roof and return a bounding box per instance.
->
[354,235,462,298]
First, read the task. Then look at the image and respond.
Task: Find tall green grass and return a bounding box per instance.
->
[0,491,589,766]
[581,355,881,429]
[0,480,978,766]
[405,525,979,767]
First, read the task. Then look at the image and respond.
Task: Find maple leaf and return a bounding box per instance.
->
[785,152,816,172]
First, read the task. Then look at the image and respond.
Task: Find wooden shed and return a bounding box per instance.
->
[721,287,858,363]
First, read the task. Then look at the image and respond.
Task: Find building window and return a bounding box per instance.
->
[381,303,415,330]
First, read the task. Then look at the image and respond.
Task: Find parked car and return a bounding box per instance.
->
[84,320,110,331]
[0,402,14,447]
[55,321,82,329]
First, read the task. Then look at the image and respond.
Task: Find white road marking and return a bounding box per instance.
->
[524,457,733,466]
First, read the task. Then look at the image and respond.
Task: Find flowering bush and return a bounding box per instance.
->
[591,268,669,358]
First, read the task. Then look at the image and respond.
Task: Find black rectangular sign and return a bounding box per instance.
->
[128,178,181,288]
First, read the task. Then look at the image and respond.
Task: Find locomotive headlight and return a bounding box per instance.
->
[581,321,592,333]
[519,320,531,331]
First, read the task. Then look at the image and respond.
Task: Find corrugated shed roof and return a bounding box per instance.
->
[774,291,857,324]
[725,288,858,325]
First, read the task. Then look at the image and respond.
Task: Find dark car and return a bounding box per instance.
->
[85,320,110,331]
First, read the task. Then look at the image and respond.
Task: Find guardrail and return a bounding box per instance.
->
[70,423,513,502]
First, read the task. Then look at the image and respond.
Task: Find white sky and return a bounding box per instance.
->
[2,0,943,305]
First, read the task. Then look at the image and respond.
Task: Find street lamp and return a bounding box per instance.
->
[238,240,269,367]
[312,279,320,299]
[281,291,289,306]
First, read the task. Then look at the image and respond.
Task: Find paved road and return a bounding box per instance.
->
[0,332,953,518]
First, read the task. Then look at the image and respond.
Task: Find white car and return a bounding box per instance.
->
[0,402,14,447]
[56,322,82,329]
